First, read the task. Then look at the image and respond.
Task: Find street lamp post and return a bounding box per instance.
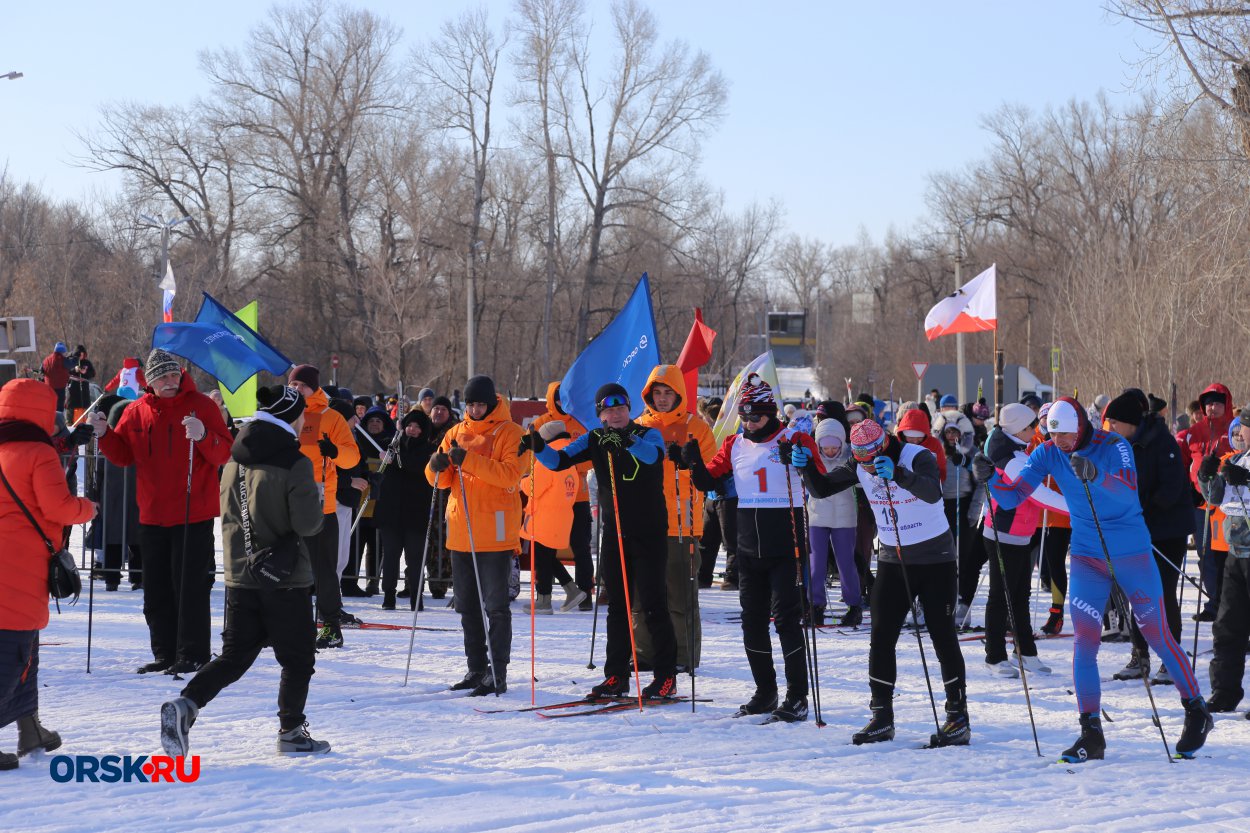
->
[139,214,192,287]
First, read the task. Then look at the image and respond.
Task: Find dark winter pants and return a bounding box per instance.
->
[982,538,1037,663]
[957,521,990,608]
[869,560,965,708]
[101,542,142,588]
[139,520,214,665]
[532,542,574,596]
[348,522,382,588]
[380,521,429,595]
[182,587,316,732]
[854,494,877,594]
[451,551,513,679]
[943,497,976,588]
[1196,507,1226,616]
[738,553,808,698]
[601,528,676,680]
[570,501,594,593]
[699,497,738,586]
[1130,537,1185,656]
[0,630,38,728]
[304,512,342,625]
[632,537,701,669]
[1209,554,1250,704]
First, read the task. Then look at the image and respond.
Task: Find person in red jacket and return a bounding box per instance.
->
[1185,383,1234,620]
[0,379,96,770]
[39,343,70,414]
[89,350,233,675]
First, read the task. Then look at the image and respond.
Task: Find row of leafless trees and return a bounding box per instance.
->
[2,0,1248,409]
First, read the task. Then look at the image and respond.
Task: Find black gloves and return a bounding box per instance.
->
[1199,454,1221,481]
[667,442,685,466]
[971,453,995,484]
[68,424,95,447]
[318,434,338,459]
[1070,454,1098,482]
[681,438,703,469]
[449,444,468,467]
[518,429,545,456]
[1223,460,1250,487]
[777,440,794,466]
[429,452,450,473]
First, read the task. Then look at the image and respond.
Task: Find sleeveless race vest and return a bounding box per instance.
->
[854,443,949,546]
[733,427,807,509]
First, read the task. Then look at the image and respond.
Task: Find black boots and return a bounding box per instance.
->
[838,606,863,628]
[1175,696,1214,759]
[852,699,895,745]
[734,689,779,717]
[930,698,971,748]
[589,675,630,698]
[469,669,506,697]
[17,713,62,757]
[1060,712,1106,763]
[768,692,808,723]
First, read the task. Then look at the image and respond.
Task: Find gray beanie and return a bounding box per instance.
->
[145,349,181,382]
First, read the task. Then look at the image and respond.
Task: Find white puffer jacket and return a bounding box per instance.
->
[806,418,858,529]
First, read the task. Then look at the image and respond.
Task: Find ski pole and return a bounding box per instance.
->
[981,481,1042,757]
[1150,544,1208,602]
[1079,477,1174,763]
[586,500,604,670]
[349,428,402,538]
[880,478,943,738]
[1192,500,1213,674]
[86,441,102,674]
[674,439,697,712]
[527,453,537,706]
[453,441,500,696]
[402,487,442,687]
[796,477,826,728]
[173,412,197,682]
[606,451,644,711]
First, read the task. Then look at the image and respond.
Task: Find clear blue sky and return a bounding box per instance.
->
[1,1,1153,248]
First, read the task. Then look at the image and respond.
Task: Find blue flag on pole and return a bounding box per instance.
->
[151,292,294,392]
[559,274,660,431]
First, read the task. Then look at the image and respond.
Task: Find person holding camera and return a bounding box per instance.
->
[160,385,330,757]
[0,379,97,770]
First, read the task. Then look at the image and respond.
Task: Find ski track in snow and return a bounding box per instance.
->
[3,526,1247,833]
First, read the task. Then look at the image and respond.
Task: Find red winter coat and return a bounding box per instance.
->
[1186,382,1234,491]
[0,380,95,630]
[97,371,233,527]
[40,352,68,391]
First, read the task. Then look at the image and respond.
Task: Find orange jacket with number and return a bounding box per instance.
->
[426,395,529,553]
[636,364,717,538]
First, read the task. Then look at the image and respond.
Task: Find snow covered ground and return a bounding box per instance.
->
[4,530,1249,833]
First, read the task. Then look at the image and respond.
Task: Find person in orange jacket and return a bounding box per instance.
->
[632,364,716,671]
[531,382,593,606]
[0,378,97,768]
[288,364,362,649]
[426,375,528,697]
[520,420,586,613]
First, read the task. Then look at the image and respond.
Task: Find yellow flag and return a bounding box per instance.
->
[218,301,259,417]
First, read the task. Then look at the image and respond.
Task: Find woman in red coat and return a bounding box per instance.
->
[0,379,96,770]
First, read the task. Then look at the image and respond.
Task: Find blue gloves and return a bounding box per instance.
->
[790,444,811,468]
[873,456,895,480]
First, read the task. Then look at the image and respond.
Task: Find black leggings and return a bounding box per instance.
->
[738,554,807,697]
[982,537,1036,663]
[869,560,966,708]
[532,542,574,595]
[1130,536,1185,654]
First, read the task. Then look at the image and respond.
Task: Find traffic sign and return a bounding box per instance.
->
[331,353,340,369]
[1050,348,1060,373]
[911,362,929,381]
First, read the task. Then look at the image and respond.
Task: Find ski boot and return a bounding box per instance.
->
[1174,696,1213,759]
[838,605,863,628]
[17,713,62,757]
[1112,650,1147,681]
[929,700,971,748]
[315,623,344,649]
[469,669,506,697]
[1040,605,1064,635]
[1059,712,1106,763]
[852,699,895,745]
[589,674,630,699]
[449,670,485,691]
[641,675,678,700]
[734,689,779,718]
[765,692,808,723]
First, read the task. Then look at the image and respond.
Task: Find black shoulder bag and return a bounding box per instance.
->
[0,463,81,607]
[238,466,300,589]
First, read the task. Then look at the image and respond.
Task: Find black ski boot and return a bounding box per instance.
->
[449,670,484,691]
[469,669,506,697]
[589,674,630,699]
[734,689,778,717]
[766,692,808,723]
[1174,696,1213,759]
[929,700,971,748]
[838,605,863,628]
[852,700,895,745]
[641,675,678,700]
[1040,605,1064,635]
[1059,712,1106,763]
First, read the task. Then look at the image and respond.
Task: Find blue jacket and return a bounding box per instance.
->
[989,429,1150,559]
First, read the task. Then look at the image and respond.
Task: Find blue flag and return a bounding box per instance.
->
[559,274,660,431]
[151,292,294,392]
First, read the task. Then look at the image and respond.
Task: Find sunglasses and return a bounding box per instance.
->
[740,412,768,424]
[598,394,629,410]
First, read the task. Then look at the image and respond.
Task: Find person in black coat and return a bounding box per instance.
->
[375,409,436,610]
[1103,391,1195,683]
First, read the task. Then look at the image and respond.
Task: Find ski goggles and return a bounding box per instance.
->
[596,393,630,411]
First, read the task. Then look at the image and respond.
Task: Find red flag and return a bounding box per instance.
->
[676,308,717,403]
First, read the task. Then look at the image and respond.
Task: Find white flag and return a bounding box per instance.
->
[924,263,997,340]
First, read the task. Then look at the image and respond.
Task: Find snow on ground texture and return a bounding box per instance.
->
[2,535,1247,833]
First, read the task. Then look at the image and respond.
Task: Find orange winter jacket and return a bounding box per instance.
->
[0,380,95,630]
[426,395,529,553]
[637,364,716,538]
[520,436,578,550]
[296,387,362,514]
[531,381,591,502]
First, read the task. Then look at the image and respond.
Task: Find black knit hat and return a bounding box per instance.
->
[1103,392,1144,427]
[432,395,453,411]
[257,385,306,425]
[595,382,630,415]
[463,375,496,405]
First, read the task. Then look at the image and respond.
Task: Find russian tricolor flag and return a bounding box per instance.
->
[159,262,176,323]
